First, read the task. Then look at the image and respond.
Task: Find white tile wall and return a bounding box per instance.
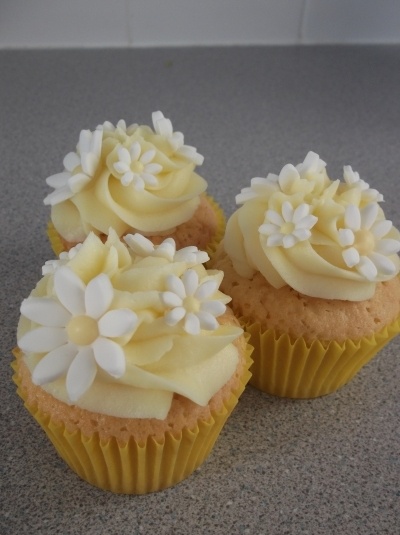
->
[302,0,400,44]
[128,0,304,46]
[1,0,400,48]
[0,0,129,47]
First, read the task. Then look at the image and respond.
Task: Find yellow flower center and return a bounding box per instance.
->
[183,296,200,313]
[281,222,295,235]
[353,229,375,256]
[67,316,99,346]
[131,160,144,174]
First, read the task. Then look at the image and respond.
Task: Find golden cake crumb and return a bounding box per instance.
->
[213,245,400,343]
[58,194,221,254]
[15,309,248,445]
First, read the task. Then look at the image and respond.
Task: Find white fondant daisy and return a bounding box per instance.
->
[160,270,225,335]
[338,203,400,280]
[44,129,103,206]
[152,111,204,166]
[98,119,138,135]
[296,151,327,178]
[42,243,83,275]
[259,201,318,249]
[343,165,384,202]
[18,267,138,402]
[113,142,162,190]
[124,234,209,265]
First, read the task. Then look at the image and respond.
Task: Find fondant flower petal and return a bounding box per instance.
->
[140,149,156,165]
[124,233,154,255]
[114,161,130,174]
[278,164,299,190]
[267,234,284,247]
[117,146,131,164]
[266,210,284,226]
[184,312,200,335]
[259,223,279,236]
[98,309,138,337]
[66,347,97,401]
[63,152,80,172]
[296,215,317,230]
[292,203,310,224]
[145,163,163,175]
[54,267,86,315]
[43,186,73,206]
[68,172,91,193]
[129,141,141,162]
[32,343,77,385]
[282,201,294,223]
[81,152,98,177]
[182,269,198,296]
[46,171,70,188]
[78,129,92,154]
[133,176,145,190]
[85,273,114,319]
[368,253,397,276]
[152,111,173,137]
[360,203,379,230]
[177,145,204,165]
[375,238,400,255]
[357,256,378,281]
[195,280,218,300]
[344,205,361,231]
[338,229,355,247]
[161,291,183,308]
[20,297,71,327]
[292,228,311,241]
[142,173,158,186]
[283,234,296,248]
[121,172,134,186]
[18,327,68,353]
[371,219,392,239]
[342,247,360,268]
[92,338,126,378]
[165,307,186,326]
[200,300,226,317]
[90,129,103,159]
[196,311,219,331]
[166,275,186,299]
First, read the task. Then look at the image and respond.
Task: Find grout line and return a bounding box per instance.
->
[298,0,309,44]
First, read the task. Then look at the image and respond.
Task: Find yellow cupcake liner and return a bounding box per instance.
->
[11,343,252,494]
[203,193,226,258]
[242,315,400,399]
[47,194,225,259]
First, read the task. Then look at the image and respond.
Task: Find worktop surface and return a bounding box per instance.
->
[1,46,399,535]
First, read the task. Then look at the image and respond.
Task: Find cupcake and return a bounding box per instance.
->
[13,230,252,494]
[44,112,225,256]
[212,151,400,398]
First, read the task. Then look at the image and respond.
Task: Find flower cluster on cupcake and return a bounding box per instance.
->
[17,231,242,420]
[44,112,206,244]
[225,151,400,300]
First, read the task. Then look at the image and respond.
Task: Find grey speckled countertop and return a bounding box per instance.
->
[1,46,399,535]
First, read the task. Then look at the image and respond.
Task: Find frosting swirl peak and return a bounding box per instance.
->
[18,231,242,419]
[224,152,400,301]
[44,112,207,242]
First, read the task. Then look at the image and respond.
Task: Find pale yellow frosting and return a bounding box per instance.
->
[224,152,400,301]
[45,116,207,242]
[17,231,242,420]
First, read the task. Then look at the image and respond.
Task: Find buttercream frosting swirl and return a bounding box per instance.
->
[44,112,207,242]
[224,152,400,301]
[17,231,242,419]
